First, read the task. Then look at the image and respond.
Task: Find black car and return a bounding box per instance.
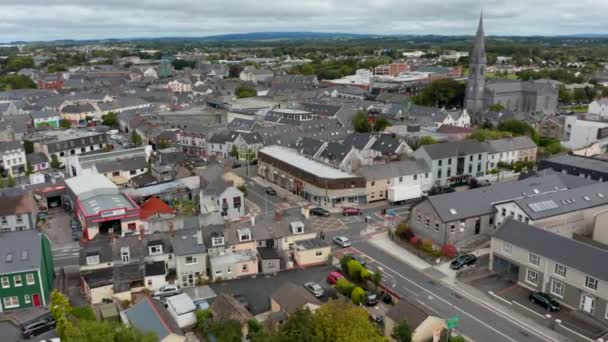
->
[344,253,366,266]
[264,187,276,196]
[529,292,561,312]
[450,254,478,270]
[310,207,330,217]
[22,317,56,339]
[365,291,379,306]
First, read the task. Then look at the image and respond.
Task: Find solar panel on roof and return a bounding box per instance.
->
[528,200,559,212]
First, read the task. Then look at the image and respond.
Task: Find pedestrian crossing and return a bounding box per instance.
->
[53,246,81,260]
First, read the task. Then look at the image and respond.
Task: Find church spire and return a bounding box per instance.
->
[465,11,487,115]
[472,11,486,65]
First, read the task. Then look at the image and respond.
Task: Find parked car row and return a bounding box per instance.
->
[22,316,56,339]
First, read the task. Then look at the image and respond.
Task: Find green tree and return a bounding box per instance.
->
[353,111,372,133]
[25,163,34,176]
[393,320,413,342]
[0,75,37,90]
[196,309,213,336]
[335,278,355,297]
[50,154,62,169]
[172,59,196,70]
[488,103,505,112]
[373,117,392,132]
[0,177,4,189]
[411,79,465,108]
[60,120,72,129]
[496,119,538,141]
[50,290,73,340]
[235,86,257,98]
[101,112,119,128]
[131,131,143,146]
[573,88,588,103]
[279,309,316,342]
[5,56,34,71]
[231,144,240,159]
[346,259,364,282]
[313,300,385,342]
[371,271,382,290]
[158,139,170,149]
[418,136,438,146]
[559,86,573,104]
[350,287,365,304]
[7,175,15,187]
[209,319,243,342]
[24,140,34,154]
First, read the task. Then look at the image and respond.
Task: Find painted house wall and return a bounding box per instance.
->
[176,253,207,288]
[294,247,331,267]
[145,274,166,291]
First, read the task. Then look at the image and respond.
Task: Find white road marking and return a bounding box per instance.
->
[350,246,554,342]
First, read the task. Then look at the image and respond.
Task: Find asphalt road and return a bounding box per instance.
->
[0,320,58,342]
[353,241,556,342]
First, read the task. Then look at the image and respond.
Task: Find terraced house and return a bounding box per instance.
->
[0,230,54,312]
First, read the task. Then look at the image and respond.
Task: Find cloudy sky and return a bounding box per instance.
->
[0,0,606,42]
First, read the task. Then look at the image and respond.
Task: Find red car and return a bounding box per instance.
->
[342,207,363,216]
[326,271,344,285]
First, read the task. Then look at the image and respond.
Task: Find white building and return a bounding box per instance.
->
[0,192,36,233]
[563,116,608,150]
[588,98,608,121]
[0,141,26,176]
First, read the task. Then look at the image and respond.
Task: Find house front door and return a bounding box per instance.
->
[581,294,595,314]
[32,294,41,307]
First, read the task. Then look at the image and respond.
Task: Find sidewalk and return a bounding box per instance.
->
[368,232,431,270]
[0,306,50,325]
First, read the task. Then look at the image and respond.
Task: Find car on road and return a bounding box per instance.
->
[365,291,379,306]
[233,294,251,311]
[310,207,330,217]
[344,253,366,266]
[22,317,56,339]
[342,207,363,216]
[263,187,276,196]
[529,292,560,312]
[304,282,325,297]
[153,285,180,298]
[326,271,344,285]
[332,236,351,248]
[450,254,478,270]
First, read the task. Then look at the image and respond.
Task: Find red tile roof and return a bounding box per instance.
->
[140,197,174,220]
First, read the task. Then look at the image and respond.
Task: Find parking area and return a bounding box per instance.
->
[209,265,336,315]
[41,207,77,249]
[0,316,58,342]
[308,216,347,232]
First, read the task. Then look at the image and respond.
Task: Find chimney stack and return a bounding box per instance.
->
[250,214,256,227]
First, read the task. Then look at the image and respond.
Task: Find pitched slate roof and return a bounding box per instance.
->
[26,152,49,165]
[385,300,430,328]
[0,230,43,274]
[123,297,181,340]
[172,228,206,256]
[371,134,403,154]
[318,141,351,163]
[426,173,591,222]
[0,192,34,216]
[62,103,96,114]
[486,136,536,154]
[356,158,429,180]
[271,282,321,314]
[342,132,373,150]
[418,140,487,160]
[541,154,608,174]
[210,293,252,324]
[294,137,324,157]
[495,218,608,282]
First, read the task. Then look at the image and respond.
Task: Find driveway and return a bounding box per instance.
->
[209,265,335,315]
[0,319,58,342]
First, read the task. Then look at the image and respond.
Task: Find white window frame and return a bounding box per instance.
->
[529,253,541,267]
[585,276,598,291]
[86,254,100,265]
[13,275,22,287]
[185,256,197,265]
[554,264,567,278]
[121,247,130,263]
[149,245,163,255]
[526,269,539,286]
[551,279,565,298]
[1,276,9,288]
[502,242,512,255]
[24,294,31,304]
[26,273,35,285]
[3,296,19,309]
[212,237,225,246]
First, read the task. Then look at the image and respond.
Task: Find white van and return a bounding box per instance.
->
[165,293,197,328]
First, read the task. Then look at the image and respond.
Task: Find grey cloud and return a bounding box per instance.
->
[0,0,606,42]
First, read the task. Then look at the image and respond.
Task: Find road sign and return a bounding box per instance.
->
[387,209,396,216]
[447,316,459,329]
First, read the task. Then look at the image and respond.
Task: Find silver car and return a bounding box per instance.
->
[333,236,351,248]
[304,282,325,297]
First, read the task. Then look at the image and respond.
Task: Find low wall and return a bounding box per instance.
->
[554,321,596,342]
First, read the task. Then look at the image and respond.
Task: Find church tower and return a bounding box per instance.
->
[465,13,486,115]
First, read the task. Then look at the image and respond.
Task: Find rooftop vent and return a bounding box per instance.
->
[449,209,458,215]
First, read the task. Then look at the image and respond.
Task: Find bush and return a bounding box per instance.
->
[351,287,365,305]
[420,239,434,254]
[340,255,353,272]
[360,268,373,280]
[71,306,96,321]
[449,336,467,342]
[335,278,355,297]
[396,222,414,240]
[441,244,458,258]
[346,259,364,282]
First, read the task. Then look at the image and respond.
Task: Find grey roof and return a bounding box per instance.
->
[495,219,608,282]
[427,173,593,222]
[294,137,324,157]
[271,282,321,314]
[172,229,206,256]
[26,152,49,165]
[200,163,233,196]
[418,140,487,160]
[294,238,329,250]
[0,141,22,153]
[62,103,96,114]
[356,158,429,180]
[486,136,536,154]
[371,134,404,154]
[342,132,373,150]
[227,118,257,132]
[257,247,281,260]
[0,230,43,275]
[318,141,351,163]
[80,238,113,266]
[385,300,430,328]
[542,154,608,174]
[514,182,608,220]
[95,155,147,173]
[30,110,60,119]
[124,298,175,340]
[145,261,166,277]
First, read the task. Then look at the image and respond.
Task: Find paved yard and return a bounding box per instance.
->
[308,216,347,232]
[209,265,335,315]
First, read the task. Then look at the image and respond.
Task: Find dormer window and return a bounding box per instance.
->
[212,236,225,246]
[238,228,251,242]
[86,253,100,265]
[149,244,163,255]
[290,221,305,235]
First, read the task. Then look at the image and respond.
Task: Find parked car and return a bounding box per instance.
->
[326,271,344,285]
[233,294,251,311]
[263,187,276,196]
[304,282,325,297]
[71,230,80,241]
[194,299,210,311]
[344,253,366,266]
[450,254,478,270]
[332,236,351,248]
[154,285,180,298]
[529,292,561,312]
[369,314,384,325]
[365,291,379,306]
[22,317,56,339]
[342,207,363,216]
[310,207,330,217]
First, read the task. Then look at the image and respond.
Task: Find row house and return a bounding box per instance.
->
[356,158,431,203]
[491,219,608,322]
[485,136,537,170]
[208,130,264,160]
[0,192,36,233]
[199,164,245,221]
[60,103,98,124]
[28,129,108,165]
[0,141,26,176]
[37,74,64,90]
[177,131,207,158]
